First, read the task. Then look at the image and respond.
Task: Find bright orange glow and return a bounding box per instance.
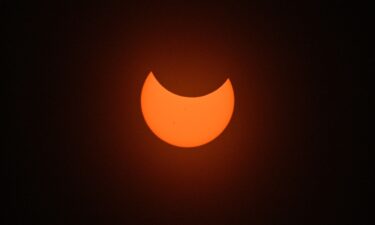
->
[141,72,235,148]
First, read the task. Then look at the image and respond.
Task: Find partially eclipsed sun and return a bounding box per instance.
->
[140,72,235,148]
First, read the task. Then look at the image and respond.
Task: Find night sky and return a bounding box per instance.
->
[4,1,370,225]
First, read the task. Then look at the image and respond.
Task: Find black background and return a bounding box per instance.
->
[4,1,370,225]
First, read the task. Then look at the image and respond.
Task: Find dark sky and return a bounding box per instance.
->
[4,1,370,225]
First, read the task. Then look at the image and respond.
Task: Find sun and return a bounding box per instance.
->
[141,72,235,148]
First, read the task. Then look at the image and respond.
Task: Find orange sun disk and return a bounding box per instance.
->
[141,72,235,148]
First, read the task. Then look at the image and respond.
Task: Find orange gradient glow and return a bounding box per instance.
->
[140,72,235,148]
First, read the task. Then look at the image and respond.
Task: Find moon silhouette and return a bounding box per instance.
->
[140,72,235,148]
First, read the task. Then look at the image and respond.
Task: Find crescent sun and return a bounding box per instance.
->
[140,71,235,148]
